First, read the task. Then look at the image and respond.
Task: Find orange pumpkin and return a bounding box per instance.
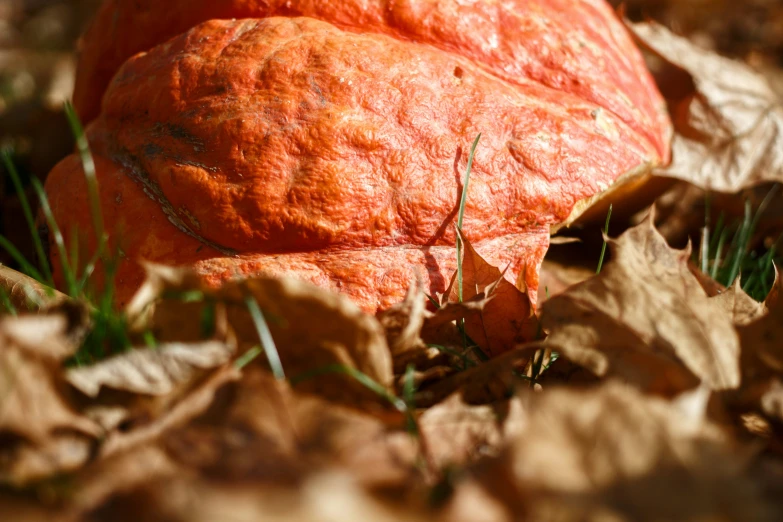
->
[48,1,671,313]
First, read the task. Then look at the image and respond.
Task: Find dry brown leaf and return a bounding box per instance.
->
[542,216,740,394]
[66,341,235,397]
[96,363,240,458]
[738,275,783,383]
[76,471,432,522]
[165,366,417,488]
[415,344,543,407]
[128,264,394,409]
[377,281,430,363]
[446,231,539,358]
[0,265,68,312]
[0,306,91,441]
[537,257,596,302]
[418,393,503,470]
[479,381,775,521]
[631,21,783,192]
[712,278,767,325]
[0,313,99,485]
[727,275,783,424]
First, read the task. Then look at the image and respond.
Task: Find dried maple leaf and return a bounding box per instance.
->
[97,364,240,459]
[164,366,417,488]
[713,279,767,326]
[738,275,783,382]
[478,381,775,521]
[542,216,740,394]
[66,341,235,397]
[0,265,67,312]
[631,21,783,192]
[537,257,595,303]
[729,275,783,423]
[377,282,429,355]
[418,393,504,470]
[414,344,543,407]
[128,264,394,410]
[0,313,99,485]
[446,230,539,358]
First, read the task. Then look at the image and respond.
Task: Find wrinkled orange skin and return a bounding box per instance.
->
[75,0,670,159]
[49,4,671,313]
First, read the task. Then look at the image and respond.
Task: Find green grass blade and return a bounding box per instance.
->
[63,102,105,246]
[30,178,77,296]
[292,363,407,412]
[708,212,725,255]
[76,241,106,293]
[456,133,481,303]
[726,200,753,286]
[710,227,729,280]
[403,364,418,435]
[0,236,44,281]
[700,226,710,274]
[0,286,17,316]
[596,204,613,274]
[235,345,263,369]
[244,295,285,380]
[1,149,53,284]
[701,193,712,274]
[427,343,473,369]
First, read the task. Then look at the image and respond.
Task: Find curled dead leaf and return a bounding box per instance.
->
[66,341,235,397]
[631,21,783,192]
[418,393,504,470]
[446,230,539,358]
[377,281,430,358]
[478,381,774,521]
[713,279,767,326]
[165,366,417,488]
[0,265,68,313]
[542,216,740,394]
[0,312,99,485]
[127,264,394,410]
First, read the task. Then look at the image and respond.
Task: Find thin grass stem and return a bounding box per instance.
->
[596,204,613,274]
[291,363,407,412]
[1,149,53,284]
[456,133,481,304]
[0,236,44,281]
[64,102,105,246]
[30,178,77,296]
[244,295,285,380]
[0,286,17,316]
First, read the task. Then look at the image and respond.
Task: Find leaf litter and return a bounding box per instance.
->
[3,18,783,522]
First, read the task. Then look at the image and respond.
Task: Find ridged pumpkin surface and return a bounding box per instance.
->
[74,0,670,158]
[48,3,671,312]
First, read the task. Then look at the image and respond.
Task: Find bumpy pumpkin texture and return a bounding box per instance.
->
[48,0,671,314]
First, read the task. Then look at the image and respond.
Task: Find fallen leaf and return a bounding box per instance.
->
[446,230,539,358]
[537,257,596,302]
[0,265,67,312]
[79,471,432,522]
[479,381,774,521]
[542,215,740,394]
[377,282,433,375]
[128,264,394,410]
[713,279,767,325]
[415,344,543,407]
[738,275,783,382]
[165,366,418,488]
[66,341,235,397]
[418,393,504,470]
[96,363,240,459]
[631,21,783,192]
[0,313,99,485]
